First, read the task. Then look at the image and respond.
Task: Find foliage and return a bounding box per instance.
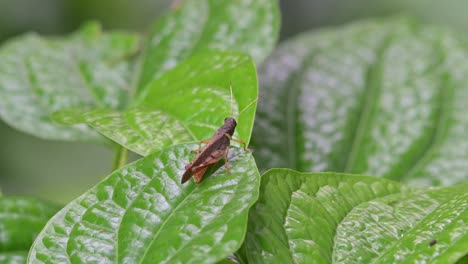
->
[29,145,260,263]
[0,1,466,263]
[253,17,468,187]
[0,197,59,264]
[240,170,468,263]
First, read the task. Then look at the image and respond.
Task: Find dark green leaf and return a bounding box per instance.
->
[252,17,468,186]
[54,52,258,155]
[137,0,280,90]
[241,169,468,263]
[0,22,140,141]
[457,254,468,264]
[29,143,260,263]
[0,196,59,262]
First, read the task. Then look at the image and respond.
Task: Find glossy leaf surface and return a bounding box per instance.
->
[0,22,140,142]
[0,0,277,152]
[0,197,59,263]
[53,52,258,155]
[28,143,260,263]
[242,169,468,263]
[253,17,468,186]
[137,0,279,90]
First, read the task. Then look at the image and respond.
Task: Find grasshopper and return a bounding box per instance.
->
[181,83,256,184]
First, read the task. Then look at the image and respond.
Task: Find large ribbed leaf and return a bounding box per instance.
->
[253,17,468,186]
[0,0,278,152]
[28,143,260,263]
[241,169,468,263]
[0,197,59,264]
[137,0,279,90]
[53,52,258,155]
[0,22,140,142]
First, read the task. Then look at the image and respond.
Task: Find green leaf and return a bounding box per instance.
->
[457,254,468,264]
[241,169,468,263]
[0,196,59,262]
[252,17,468,186]
[0,0,276,150]
[0,252,27,264]
[28,143,260,263]
[137,0,280,91]
[54,52,258,155]
[216,256,239,264]
[0,22,140,142]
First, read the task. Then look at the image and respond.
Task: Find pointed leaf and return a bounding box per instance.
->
[54,52,258,155]
[0,197,59,263]
[0,22,140,141]
[28,144,260,263]
[242,169,468,263]
[137,0,279,90]
[253,17,468,186]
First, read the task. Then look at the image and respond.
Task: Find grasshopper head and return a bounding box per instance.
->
[224,117,237,126]
[222,117,237,135]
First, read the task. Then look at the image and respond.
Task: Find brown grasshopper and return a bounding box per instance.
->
[181,84,255,184]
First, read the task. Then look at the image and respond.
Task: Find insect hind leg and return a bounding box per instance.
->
[224,146,231,174]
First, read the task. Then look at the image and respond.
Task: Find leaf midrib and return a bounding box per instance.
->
[276,174,403,263]
[399,44,452,182]
[342,34,393,172]
[162,180,244,263]
[136,185,198,264]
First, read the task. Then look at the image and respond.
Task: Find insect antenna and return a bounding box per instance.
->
[230,81,234,117]
[238,98,258,117]
[229,81,259,119]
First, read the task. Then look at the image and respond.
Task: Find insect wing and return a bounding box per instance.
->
[193,165,209,183]
[188,136,227,168]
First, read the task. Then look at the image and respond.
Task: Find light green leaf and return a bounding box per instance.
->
[241,169,468,263]
[52,107,193,156]
[252,17,468,186]
[137,0,280,90]
[0,196,59,263]
[28,143,260,263]
[0,22,140,141]
[54,52,258,155]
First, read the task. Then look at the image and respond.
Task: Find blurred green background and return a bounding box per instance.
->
[1,0,467,204]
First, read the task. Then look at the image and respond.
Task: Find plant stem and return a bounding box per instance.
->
[112,145,128,171]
